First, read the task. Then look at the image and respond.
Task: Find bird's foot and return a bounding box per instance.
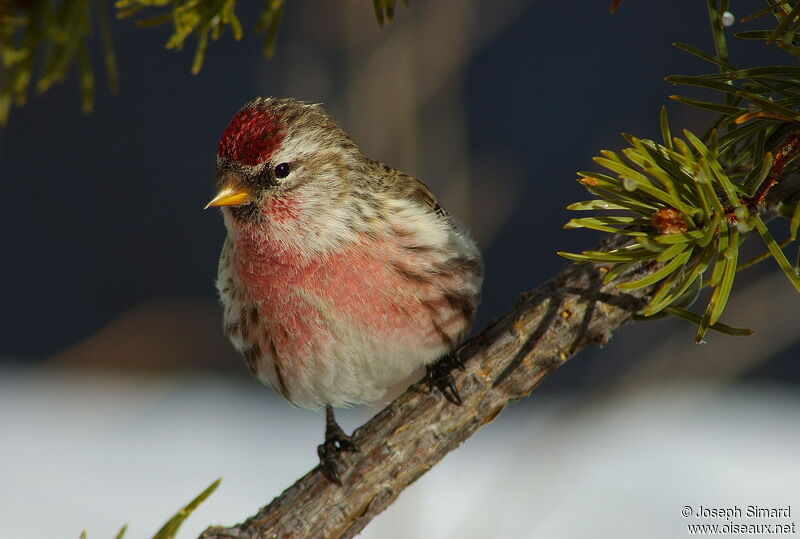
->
[318,407,359,485]
[426,352,465,406]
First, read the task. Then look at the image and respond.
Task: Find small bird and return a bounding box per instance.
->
[207,97,483,483]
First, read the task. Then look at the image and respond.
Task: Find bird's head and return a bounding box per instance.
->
[206,97,359,223]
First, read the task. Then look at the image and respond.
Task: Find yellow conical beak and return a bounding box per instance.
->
[204,186,253,209]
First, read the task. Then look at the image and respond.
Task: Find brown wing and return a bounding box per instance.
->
[373,161,449,218]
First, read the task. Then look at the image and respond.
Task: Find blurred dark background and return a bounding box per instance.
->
[2,1,799,537]
[1,0,797,386]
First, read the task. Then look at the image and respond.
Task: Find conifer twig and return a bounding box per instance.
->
[750,127,800,210]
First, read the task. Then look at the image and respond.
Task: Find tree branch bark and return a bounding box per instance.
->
[200,175,800,539]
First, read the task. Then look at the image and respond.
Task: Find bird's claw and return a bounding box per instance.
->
[318,441,343,485]
[426,354,464,406]
[318,414,359,485]
[334,435,360,453]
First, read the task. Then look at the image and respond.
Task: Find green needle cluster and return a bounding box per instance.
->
[0,0,118,124]
[0,0,407,124]
[560,1,800,342]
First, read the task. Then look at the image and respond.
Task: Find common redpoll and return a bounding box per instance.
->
[207,98,483,483]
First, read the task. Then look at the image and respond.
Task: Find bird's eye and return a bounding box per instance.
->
[274,162,291,178]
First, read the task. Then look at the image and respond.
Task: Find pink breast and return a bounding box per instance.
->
[231,228,449,373]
